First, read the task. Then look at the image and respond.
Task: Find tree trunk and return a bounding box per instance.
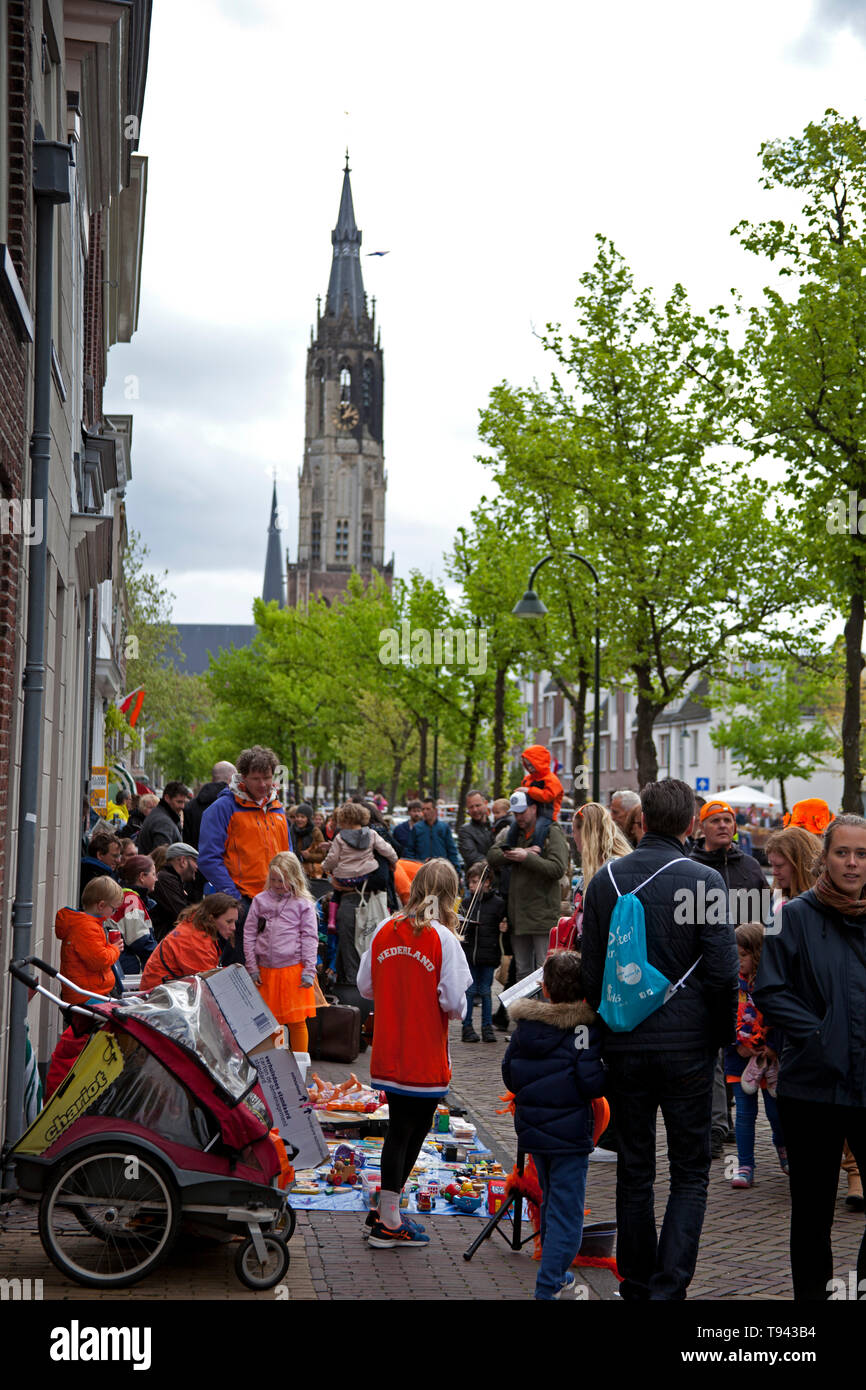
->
[493,666,507,799]
[389,750,405,811]
[842,581,865,813]
[634,667,659,786]
[311,765,320,807]
[457,685,484,825]
[418,717,429,796]
[291,741,301,803]
[553,669,589,806]
[779,778,788,817]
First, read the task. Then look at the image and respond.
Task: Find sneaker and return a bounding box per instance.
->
[553,1272,577,1300]
[481,1025,497,1043]
[462,1027,481,1043]
[740,1057,764,1095]
[777,1147,789,1176]
[588,1146,617,1163]
[363,1211,426,1239]
[764,1059,779,1097]
[367,1217,430,1248]
[731,1166,754,1189]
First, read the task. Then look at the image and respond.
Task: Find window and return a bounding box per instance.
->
[689,729,699,766]
[311,513,321,565]
[335,518,349,561]
[716,740,726,766]
[623,734,631,771]
[659,734,670,768]
[339,366,351,404]
[600,739,608,773]
[610,740,617,773]
[361,515,372,564]
[317,361,325,433]
[362,361,374,423]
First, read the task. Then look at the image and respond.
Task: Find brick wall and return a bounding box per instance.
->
[0,0,33,920]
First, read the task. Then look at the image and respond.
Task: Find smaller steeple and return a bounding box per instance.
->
[263,478,284,606]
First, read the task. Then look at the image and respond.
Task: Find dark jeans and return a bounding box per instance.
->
[533,1151,589,1299]
[606,1049,715,1300]
[776,1097,866,1301]
[335,890,362,987]
[465,964,495,1030]
[380,1091,439,1195]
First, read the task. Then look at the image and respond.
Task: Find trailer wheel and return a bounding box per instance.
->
[235,1233,289,1289]
[39,1144,180,1288]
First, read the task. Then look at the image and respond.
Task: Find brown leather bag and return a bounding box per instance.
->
[307,1003,362,1063]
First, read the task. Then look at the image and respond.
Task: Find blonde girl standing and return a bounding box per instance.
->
[245,851,319,1052]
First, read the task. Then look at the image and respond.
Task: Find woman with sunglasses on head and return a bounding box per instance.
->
[754,814,866,1300]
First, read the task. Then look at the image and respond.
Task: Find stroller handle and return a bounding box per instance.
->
[9,956,58,990]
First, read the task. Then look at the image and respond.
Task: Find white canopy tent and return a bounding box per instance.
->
[712,785,778,808]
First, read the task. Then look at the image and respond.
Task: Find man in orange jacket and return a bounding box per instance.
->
[198,745,292,964]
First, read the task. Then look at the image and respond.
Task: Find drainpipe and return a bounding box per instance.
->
[2,128,71,1177]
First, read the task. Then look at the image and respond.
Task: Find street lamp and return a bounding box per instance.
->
[512,552,601,805]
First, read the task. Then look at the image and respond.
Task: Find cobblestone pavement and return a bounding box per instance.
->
[2,1000,863,1303]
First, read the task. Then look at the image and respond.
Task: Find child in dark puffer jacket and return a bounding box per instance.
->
[459,861,507,1045]
[502,949,605,1300]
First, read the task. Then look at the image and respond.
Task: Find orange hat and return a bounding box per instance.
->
[700,799,736,822]
[785,798,834,836]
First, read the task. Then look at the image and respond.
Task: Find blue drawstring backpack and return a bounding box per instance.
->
[600,858,701,1032]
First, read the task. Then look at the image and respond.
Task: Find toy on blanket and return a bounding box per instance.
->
[307,1072,383,1112]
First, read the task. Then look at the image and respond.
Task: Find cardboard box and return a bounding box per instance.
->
[252,1045,329,1170]
[201,965,278,1055]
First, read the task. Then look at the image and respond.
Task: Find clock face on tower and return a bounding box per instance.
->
[333,402,359,430]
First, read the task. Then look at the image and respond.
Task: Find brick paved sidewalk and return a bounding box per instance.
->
[2,1009,863,1301]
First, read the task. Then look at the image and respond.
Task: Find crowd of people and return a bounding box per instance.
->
[54,744,866,1302]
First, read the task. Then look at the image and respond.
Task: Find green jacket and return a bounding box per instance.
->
[487,821,570,936]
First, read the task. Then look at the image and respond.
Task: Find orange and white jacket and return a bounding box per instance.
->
[358,917,472,1097]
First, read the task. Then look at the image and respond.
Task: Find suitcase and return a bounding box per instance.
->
[307,1003,362,1063]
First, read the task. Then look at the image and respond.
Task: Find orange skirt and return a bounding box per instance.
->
[257,964,317,1025]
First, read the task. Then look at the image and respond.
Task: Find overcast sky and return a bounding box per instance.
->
[103,0,866,623]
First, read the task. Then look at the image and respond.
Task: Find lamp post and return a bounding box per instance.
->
[512,552,601,805]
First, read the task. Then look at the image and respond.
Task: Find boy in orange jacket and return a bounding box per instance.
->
[520,745,564,824]
[55,875,124,1003]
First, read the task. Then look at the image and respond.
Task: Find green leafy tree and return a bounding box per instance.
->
[479,239,809,784]
[709,661,836,813]
[731,109,866,810]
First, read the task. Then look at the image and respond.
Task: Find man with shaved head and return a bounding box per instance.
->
[182,760,237,850]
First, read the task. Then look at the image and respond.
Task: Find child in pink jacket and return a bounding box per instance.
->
[245,851,319,1051]
[322,801,396,889]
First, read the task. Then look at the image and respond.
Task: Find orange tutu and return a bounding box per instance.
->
[257,964,317,1024]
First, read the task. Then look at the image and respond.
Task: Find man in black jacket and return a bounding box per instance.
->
[689,799,769,923]
[137,782,191,856]
[581,778,738,1301]
[181,761,236,850]
[150,843,199,940]
[457,791,493,869]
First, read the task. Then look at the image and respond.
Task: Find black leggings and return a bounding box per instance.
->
[381,1092,439,1192]
[777,1097,866,1301]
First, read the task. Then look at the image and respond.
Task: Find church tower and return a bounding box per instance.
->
[262,479,285,605]
[287,156,393,606]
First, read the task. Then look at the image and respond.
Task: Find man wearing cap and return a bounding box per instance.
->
[690,799,768,923]
[486,789,570,980]
[150,843,200,941]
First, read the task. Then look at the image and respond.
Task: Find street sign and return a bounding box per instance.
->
[695,777,710,792]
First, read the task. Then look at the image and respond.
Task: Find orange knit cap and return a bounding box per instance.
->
[700,799,736,822]
[785,798,834,836]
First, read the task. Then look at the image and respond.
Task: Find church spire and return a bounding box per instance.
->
[263,479,284,606]
[325,153,366,324]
